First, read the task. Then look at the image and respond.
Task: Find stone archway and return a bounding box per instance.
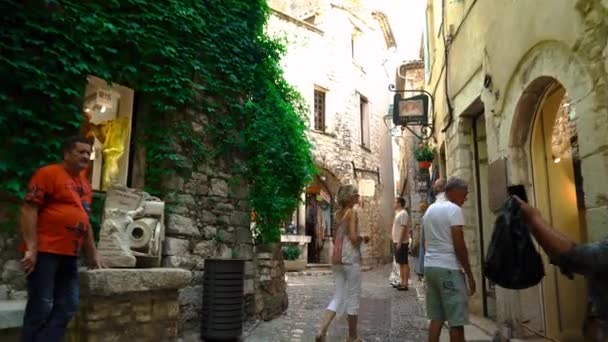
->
[496,40,602,341]
[497,41,601,192]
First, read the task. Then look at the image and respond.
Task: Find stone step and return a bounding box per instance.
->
[0,300,26,330]
[439,324,494,342]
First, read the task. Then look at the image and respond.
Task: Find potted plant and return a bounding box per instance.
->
[282,245,304,271]
[414,144,434,169]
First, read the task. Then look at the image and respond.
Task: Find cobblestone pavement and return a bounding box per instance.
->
[244,263,428,342]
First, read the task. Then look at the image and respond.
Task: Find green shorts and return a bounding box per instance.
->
[424,267,469,327]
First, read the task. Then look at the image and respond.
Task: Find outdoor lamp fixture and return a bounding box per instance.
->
[386,84,435,140]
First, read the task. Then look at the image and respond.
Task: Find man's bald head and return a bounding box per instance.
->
[434,178,446,193]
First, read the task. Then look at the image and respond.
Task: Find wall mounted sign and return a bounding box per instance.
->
[393,93,429,126]
[358,179,376,197]
[388,84,435,140]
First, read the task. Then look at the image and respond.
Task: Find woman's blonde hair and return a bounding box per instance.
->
[336,184,359,207]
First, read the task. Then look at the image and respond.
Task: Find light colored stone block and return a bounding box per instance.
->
[163,237,190,256]
[193,240,216,258]
[166,214,200,237]
[211,178,228,197]
[0,299,26,329]
[586,207,608,242]
[80,268,192,296]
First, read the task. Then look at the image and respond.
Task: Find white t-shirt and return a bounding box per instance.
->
[423,201,464,270]
[392,209,409,243]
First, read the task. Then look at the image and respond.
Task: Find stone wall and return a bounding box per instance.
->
[0,108,273,338]
[0,226,26,300]
[158,112,257,335]
[267,3,397,266]
[66,268,191,342]
[255,244,288,321]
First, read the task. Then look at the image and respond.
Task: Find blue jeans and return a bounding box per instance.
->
[21,252,79,342]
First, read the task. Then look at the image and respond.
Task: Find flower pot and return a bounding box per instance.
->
[284,259,307,272]
[418,161,432,169]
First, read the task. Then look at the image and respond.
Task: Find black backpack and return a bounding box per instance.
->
[484,196,545,290]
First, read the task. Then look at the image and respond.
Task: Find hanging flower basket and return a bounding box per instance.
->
[418,161,432,169]
[414,145,434,170]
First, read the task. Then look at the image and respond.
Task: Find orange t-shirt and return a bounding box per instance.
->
[21,164,92,256]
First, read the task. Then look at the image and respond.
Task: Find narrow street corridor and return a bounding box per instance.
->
[244,264,428,342]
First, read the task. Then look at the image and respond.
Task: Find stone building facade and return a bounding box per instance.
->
[267,0,399,266]
[417,0,608,340]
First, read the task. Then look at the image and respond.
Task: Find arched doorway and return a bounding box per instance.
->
[529,80,587,341]
[304,169,340,264]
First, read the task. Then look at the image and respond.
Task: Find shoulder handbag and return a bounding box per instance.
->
[331,210,350,265]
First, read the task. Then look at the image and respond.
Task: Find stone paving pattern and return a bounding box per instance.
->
[245,264,428,342]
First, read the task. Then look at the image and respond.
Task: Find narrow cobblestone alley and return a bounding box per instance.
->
[244,264,428,342]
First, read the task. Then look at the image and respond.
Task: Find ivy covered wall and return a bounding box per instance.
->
[0,0,315,244]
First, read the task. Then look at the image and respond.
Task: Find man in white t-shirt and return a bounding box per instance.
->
[392,197,410,290]
[423,177,476,342]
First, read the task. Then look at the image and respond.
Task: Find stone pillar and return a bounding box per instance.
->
[255,244,288,320]
[445,118,485,315]
[67,268,191,342]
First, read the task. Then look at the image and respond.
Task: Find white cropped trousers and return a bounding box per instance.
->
[327,263,362,316]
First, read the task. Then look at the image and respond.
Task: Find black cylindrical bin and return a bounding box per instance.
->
[201,258,245,341]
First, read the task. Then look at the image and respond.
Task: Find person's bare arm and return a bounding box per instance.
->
[516,197,575,257]
[83,226,104,268]
[400,224,409,244]
[20,203,38,275]
[514,197,608,275]
[452,226,476,295]
[21,203,37,249]
[452,226,472,275]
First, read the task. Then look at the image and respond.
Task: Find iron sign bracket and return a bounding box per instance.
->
[388,84,435,140]
[351,161,380,184]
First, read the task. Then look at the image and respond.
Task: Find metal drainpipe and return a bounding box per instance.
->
[472,114,488,318]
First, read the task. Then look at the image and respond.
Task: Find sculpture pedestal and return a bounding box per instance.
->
[67,268,191,342]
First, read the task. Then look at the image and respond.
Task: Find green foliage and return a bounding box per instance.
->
[0,0,315,243]
[282,245,301,261]
[414,145,434,162]
[90,192,106,243]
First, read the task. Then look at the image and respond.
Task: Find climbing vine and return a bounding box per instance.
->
[0,0,315,243]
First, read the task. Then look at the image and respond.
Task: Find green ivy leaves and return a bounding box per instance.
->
[0,0,315,243]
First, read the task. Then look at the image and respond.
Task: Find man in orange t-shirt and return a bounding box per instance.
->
[20,135,104,342]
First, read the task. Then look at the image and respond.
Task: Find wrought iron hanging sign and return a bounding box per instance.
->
[388,84,435,140]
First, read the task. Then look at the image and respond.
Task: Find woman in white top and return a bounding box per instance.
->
[316,184,369,342]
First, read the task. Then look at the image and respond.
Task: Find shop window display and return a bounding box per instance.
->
[81,76,134,191]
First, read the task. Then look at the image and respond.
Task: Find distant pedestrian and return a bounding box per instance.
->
[316,184,369,342]
[433,178,447,203]
[392,197,410,290]
[414,202,429,280]
[423,177,475,342]
[20,136,105,342]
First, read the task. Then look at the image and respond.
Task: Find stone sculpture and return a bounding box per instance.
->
[97,185,165,268]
